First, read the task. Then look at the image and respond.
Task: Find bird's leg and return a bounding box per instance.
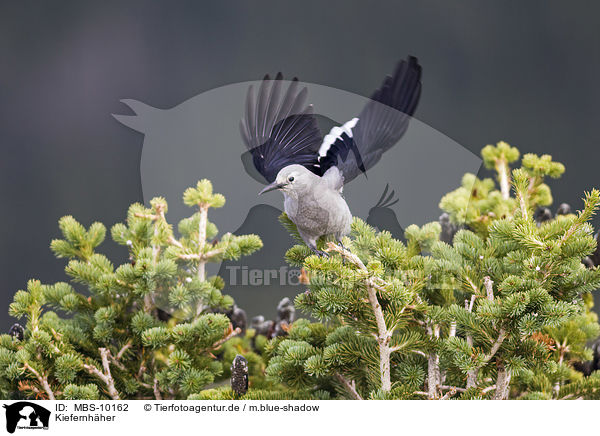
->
[299,230,329,258]
[336,236,347,264]
[308,242,329,258]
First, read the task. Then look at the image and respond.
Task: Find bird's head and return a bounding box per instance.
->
[258,165,315,197]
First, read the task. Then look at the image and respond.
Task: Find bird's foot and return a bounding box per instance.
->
[336,239,347,264]
[310,247,329,258]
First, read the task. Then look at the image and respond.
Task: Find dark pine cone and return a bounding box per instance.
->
[533,207,553,226]
[8,323,24,341]
[582,232,600,269]
[573,336,600,376]
[276,297,295,325]
[251,315,274,337]
[439,212,460,244]
[227,304,247,335]
[556,203,572,215]
[590,231,600,267]
[231,354,249,397]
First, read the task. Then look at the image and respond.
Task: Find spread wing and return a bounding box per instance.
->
[319,56,422,182]
[240,73,323,183]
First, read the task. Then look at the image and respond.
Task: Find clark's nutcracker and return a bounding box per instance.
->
[240,56,422,255]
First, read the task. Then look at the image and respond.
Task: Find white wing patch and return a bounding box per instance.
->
[318,117,359,157]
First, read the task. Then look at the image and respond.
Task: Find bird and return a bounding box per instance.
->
[240,56,422,256]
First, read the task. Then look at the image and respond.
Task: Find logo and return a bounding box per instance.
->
[112,79,481,315]
[2,402,50,434]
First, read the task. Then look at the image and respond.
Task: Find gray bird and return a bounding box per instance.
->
[241,56,422,255]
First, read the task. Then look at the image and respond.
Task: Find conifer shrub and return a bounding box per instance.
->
[0,180,262,399]
[264,142,600,399]
[2,143,599,400]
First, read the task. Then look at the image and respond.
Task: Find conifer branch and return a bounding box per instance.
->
[466,296,477,388]
[440,387,457,400]
[427,322,441,399]
[439,385,466,393]
[335,372,363,400]
[197,204,208,282]
[494,364,511,400]
[484,276,494,301]
[83,348,121,400]
[481,384,497,394]
[194,203,209,317]
[210,326,242,350]
[326,242,393,392]
[483,329,507,364]
[23,363,55,400]
[153,378,162,400]
[116,339,133,360]
[496,158,510,200]
[449,321,457,337]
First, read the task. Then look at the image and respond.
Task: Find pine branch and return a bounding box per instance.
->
[23,362,55,400]
[496,158,511,200]
[210,327,242,350]
[83,348,120,400]
[465,295,478,389]
[427,322,441,399]
[326,242,393,392]
[116,339,133,360]
[440,387,457,400]
[439,385,467,393]
[335,372,363,400]
[494,364,511,400]
[483,329,507,364]
[197,204,208,281]
[153,378,162,400]
[484,276,494,301]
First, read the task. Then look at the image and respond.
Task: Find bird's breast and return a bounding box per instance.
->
[285,189,351,235]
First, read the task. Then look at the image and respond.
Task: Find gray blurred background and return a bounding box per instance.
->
[1,1,599,330]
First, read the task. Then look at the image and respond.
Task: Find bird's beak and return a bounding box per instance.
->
[259,182,286,195]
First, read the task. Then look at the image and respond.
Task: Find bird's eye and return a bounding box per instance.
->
[288,176,295,182]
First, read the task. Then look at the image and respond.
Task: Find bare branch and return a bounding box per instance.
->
[496,158,511,200]
[483,328,507,364]
[23,363,55,400]
[439,385,467,393]
[481,384,497,394]
[210,327,241,350]
[440,387,457,400]
[335,372,363,400]
[484,276,494,301]
[83,348,121,400]
[153,378,162,400]
[449,321,457,338]
[494,364,512,400]
[326,242,392,392]
[116,339,133,360]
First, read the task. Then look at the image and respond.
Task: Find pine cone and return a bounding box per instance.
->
[227,305,247,334]
[439,212,460,244]
[556,203,572,215]
[251,315,274,337]
[276,297,295,325]
[231,354,249,397]
[534,207,552,226]
[8,323,24,341]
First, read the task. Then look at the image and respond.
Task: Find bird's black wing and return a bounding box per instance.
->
[240,73,323,183]
[319,56,422,182]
